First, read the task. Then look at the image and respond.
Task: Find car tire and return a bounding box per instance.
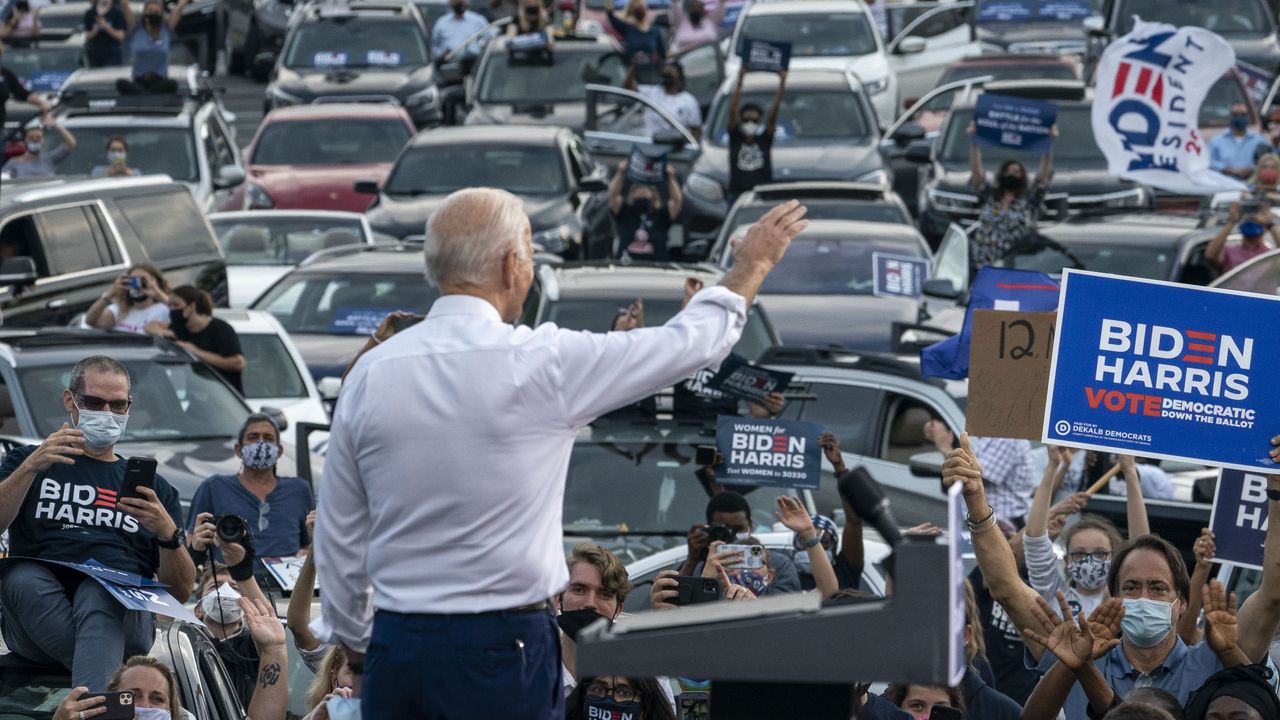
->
[246,22,269,83]
[225,17,245,75]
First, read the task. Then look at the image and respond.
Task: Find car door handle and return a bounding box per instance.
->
[46,298,67,310]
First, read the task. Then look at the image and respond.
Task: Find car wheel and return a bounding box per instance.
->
[225,17,245,75]
[246,22,268,83]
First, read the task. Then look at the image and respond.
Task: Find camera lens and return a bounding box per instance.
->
[216,514,246,543]
[707,524,733,544]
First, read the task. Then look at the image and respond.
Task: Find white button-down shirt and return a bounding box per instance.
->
[314,288,747,650]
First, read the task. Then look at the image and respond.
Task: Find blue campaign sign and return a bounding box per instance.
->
[100,581,200,624]
[977,0,1033,22]
[507,32,550,52]
[1035,0,1090,20]
[707,355,794,404]
[973,93,1057,154]
[739,38,790,73]
[1043,270,1280,473]
[873,252,930,299]
[714,416,822,489]
[27,70,71,92]
[1209,469,1269,570]
[328,307,409,335]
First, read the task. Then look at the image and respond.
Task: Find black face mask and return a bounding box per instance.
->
[557,608,608,641]
[998,173,1026,193]
[632,197,653,214]
[143,12,162,25]
[524,6,539,16]
[169,309,187,331]
[450,3,465,14]
[688,9,703,21]
[661,75,678,89]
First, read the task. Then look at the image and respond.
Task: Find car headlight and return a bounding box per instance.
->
[532,223,573,254]
[246,183,274,210]
[863,76,890,95]
[927,188,979,213]
[405,85,439,108]
[855,169,890,187]
[685,172,725,203]
[269,85,304,107]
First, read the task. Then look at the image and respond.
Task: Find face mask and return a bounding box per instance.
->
[999,173,1025,192]
[632,7,646,21]
[1231,115,1249,131]
[557,608,607,641]
[631,197,653,214]
[450,3,464,14]
[1066,556,1110,590]
[76,408,128,450]
[327,696,362,720]
[1121,597,1173,647]
[740,121,759,137]
[688,8,703,21]
[728,569,769,597]
[240,440,280,471]
[108,150,126,164]
[1240,220,1266,238]
[201,582,243,625]
[524,6,539,15]
[1259,169,1278,185]
[661,75,678,90]
[25,141,40,155]
[584,697,641,720]
[144,11,162,23]
[135,710,172,720]
[128,288,148,301]
[169,309,186,330]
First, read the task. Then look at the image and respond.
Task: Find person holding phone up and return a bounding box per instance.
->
[0,356,194,691]
[87,263,172,335]
[0,0,40,46]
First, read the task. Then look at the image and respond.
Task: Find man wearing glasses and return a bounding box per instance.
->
[0,355,193,692]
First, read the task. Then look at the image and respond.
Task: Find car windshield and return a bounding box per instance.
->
[923,63,1078,111]
[728,199,910,232]
[20,358,248,440]
[940,106,1101,164]
[211,216,368,266]
[478,48,618,103]
[254,271,440,334]
[998,239,1177,280]
[757,235,927,294]
[1216,250,1280,295]
[545,299,776,362]
[44,126,198,182]
[738,13,877,57]
[1201,75,1251,128]
[709,91,872,146]
[285,18,430,68]
[385,145,566,195]
[252,118,412,165]
[240,333,309,399]
[1116,0,1270,34]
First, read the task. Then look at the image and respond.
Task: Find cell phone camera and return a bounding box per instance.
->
[702,580,718,593]
[119,693,132,706]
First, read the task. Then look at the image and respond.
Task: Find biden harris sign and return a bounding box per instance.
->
[715,416,822,489]
[1043,270,1280,473]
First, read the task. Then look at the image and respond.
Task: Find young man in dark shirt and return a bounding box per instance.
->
[727,65,787,201]
[608,155,684,261]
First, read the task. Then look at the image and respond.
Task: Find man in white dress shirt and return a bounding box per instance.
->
[313,187,808,718]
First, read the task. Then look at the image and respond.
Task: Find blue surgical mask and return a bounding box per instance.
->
[1231,115,1249,131]
[76,408,128,449]
[1121,598,1173,647]
[240,440,280,471]
[328,696,362,720]
[1240,220,1265,238]
[135,709,172,720]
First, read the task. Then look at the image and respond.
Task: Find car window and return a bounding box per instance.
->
[209,116,237,169]
[1201,75,1251,128]
[45,127,199,182]
[708,91,873,145]
[1114,0,1271,34]
[880,394,950,465]
[35,205,107,275]
[0,214,50,276]
[252,118,412,165]
[255,272,441,334]
[757,235,927,295]
[478,48,617,103]
[998,240,1176,281]
[738,13,877,58]
[727,200,910,231]
[239,333,309,399]
[385,145,567,195]
[676,42,722,102]
[902,4,971,39]
[211,217,368,265]
[3,45,82,89]
[114,191,220,262]
[198,644,244,719]
[777,381,882,456]
[285,18,430,68]
[566,136,594,180]
[544,298,775,360]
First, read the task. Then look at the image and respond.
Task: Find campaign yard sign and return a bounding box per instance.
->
[714,416,822,489]
[626,146,667,185]
[1209,469,1270,570]
[708,355,794,404]
[4,557,199,623]
[740,38,791,73]
[977,0,1032,22]
[973,93,1057,154]
[1043,270,1280,472]
[873,252,930,298]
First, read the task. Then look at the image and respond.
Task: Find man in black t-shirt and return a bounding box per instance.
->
[727,66,787,200]
[608,157,684,261]
[0,355,194,691]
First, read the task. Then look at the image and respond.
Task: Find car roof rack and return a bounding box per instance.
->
[758,346,932,383]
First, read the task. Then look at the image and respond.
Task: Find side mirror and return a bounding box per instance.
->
[922,278,960,299]
[0,256,37,286]
[908,451,945,478]
[896,36,926,55]
[904,142,932,163]
[1082,15,1107,35]
[260,405,289,433]
[891,121,926,148]
[354,179,379,194]
[253,51,275,69]
[317,376,342,401]
[653,128,689,147]
[578,176,608,193]
[214,164,246,189]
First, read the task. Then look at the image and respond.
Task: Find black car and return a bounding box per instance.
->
[224,0,297,81]
[680,69,891,241]
[1093,0,1280,74]
[463,33,625,133]
[913,80,1149,243]
[360,125,611,257]
[974,0,1097,55]
[265,0,441,127]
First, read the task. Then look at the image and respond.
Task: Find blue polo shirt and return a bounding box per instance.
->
[187,474,314,558]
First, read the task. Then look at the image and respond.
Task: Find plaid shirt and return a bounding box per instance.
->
[972,436,1036,523]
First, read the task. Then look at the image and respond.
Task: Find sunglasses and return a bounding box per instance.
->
[73,392,133,414]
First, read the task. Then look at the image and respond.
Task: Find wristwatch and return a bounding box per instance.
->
[1267,488,1280,502]
[158,526,185,549]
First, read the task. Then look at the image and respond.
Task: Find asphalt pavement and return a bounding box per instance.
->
[213,71,268,148]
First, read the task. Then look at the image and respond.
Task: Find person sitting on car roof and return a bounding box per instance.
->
[116,0,188,95]
[432,0,489,60]
[87,263,172,335]
[608,156,682,262]
[626,60,702,142]
[83,0,127,68]
[965,121,1057,275]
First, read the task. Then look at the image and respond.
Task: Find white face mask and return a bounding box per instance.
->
[740,121,760,137]
[328,696,362,720]
[200,582,243,625]
[135,709,172,720]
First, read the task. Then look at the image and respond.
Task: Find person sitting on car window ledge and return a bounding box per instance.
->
[626,60,702,142]
[91,135,139,178]
[669,0,724,55]
[727,66,786,204]
[965,120,1056,274]
[432,0,489,61]
[187,413,314,569]
[159,286,246,395]
[0,0,40,47]
[87,263,172,335]
[506,0,552,40]
[83,0,127,68]
[116,0,188,95]
[608,157,682,262]
[678,490,801,593]
[1208,201,1277,274]
[3,113,75,179]
[1210,103,1272,181]
[608,0,665,65]
[0,356,195,691]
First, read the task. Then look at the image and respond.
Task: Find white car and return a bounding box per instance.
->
[208,210,376,308]
[216,309,329,446]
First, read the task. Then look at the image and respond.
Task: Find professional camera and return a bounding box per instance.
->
[215,514,247,544]
[706,523,734,544]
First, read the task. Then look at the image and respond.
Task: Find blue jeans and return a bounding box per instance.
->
[0,561,155,690]
[363,608,563,720]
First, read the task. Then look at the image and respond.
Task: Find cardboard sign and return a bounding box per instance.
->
[873,252,930,299]
[714,416,822,489]
[508,32,550,52]
[262,556,314,592]
[1208,469,1269,570]
[967,310,1057,440]
[739,38,790,73]
[977,0,1033,22]
[1043,270,1280,472]
[626,146,667,185]
[707,355,794,404]
[366,50,402,66]
[973,93,1057,154]
[313,51,349,67]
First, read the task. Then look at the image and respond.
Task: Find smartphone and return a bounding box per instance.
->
[678,691,709,720]
[84,691,134,720]
[928,706,963,720]
[391,314,424,333]
[121,457,157,500]
[695,445,717,466]
[126,276,143,290]
[1244,200,1262,216]
[720,543,765,569]
[671,575,720,606]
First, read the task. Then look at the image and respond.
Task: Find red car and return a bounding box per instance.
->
[225,104,416,213]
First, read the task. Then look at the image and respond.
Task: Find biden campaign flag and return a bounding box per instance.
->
[1043,270,1280,473]
[921,267,1060,380]
[1092,19,1246,194]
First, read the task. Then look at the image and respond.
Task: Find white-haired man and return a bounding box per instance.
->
[314,187,808,718]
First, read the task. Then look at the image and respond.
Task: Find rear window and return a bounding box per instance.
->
[113,191,220,261]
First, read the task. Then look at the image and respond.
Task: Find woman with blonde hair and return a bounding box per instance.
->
[302,645,356,720]
[1249,152,1280,201]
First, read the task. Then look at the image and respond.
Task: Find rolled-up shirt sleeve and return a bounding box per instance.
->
[313,376,376,652]
[1023,532,1065,602]
[552,286,747,428]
